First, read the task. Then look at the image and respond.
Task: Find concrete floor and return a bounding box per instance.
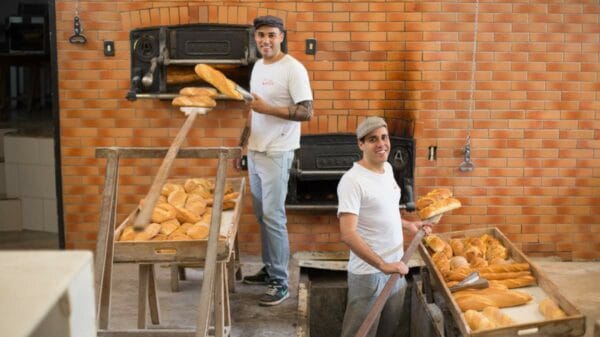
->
[0,233,598,336]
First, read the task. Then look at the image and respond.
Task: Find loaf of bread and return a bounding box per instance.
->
[167,189,187,208]
[175,206,202,224]
[418,197,462,220]
[449,256,469,270]
[150,233,168,241]
[424,234,447,253]
[159,218,180,236]
[119,226,136,241]
[470,256,489,269]
[416,188,453,209]
[489,275,536,289]
[134,223,161,241]
[477,263,530,273]
[453,286,532,311]
[464,310,497,331]
[482,306,514,326]
[151,202,177,223]
[167,67,200,84]
[179,87,218,97]
[539,298,567,320]
[161,182,184,197]
[187,222,209,240]
[481,271,532,280]
[171,95,217,108]
[450,238,465,256]
[194,64,243,100]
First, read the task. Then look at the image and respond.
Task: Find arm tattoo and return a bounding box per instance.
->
[238,126,250,147]
[287,100,313,121]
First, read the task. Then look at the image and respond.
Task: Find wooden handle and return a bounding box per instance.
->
[132,111,199,230]
[354,229,426,337]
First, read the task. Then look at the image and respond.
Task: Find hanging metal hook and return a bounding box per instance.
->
[459,142,475,172]
[69,15,87,44]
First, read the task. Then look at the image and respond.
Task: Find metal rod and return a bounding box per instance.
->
[166,59,245,65]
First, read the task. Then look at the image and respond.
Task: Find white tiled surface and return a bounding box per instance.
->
[0,129,16,158]
[2,134,57,233]
[0,199,22,231]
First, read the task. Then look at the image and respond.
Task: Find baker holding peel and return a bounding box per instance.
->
[235,15,314,307]
[337,117,436,337]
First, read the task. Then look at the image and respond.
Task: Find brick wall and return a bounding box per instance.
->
[55,1,600,260]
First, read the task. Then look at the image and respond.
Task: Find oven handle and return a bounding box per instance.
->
[165,59,248,65]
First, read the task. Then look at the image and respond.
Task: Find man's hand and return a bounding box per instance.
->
[249,93,271,115]
[379,261,409,275]
[233,157,243,171]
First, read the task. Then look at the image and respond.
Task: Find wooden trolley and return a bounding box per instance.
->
[94,147,243,337]
[418,227,586,337]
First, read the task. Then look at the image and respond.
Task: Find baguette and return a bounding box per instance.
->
[171,95,217,108]
[489,275,536,289]
[453,287,532,311]
[179,87,218,97]
[539,298,567,320]
[477,263,530,273]
[482,306,514,326]
[194,64,243,100]
[464,310,497,331]
[419,197,462,220]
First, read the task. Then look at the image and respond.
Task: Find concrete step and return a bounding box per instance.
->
[0,198,22,231]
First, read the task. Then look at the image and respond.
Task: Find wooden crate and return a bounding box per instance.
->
[418,227,586,337]
[113,177,245,264]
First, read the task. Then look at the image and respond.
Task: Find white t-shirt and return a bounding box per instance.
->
[337,162,404,274]
[248,54,313,152]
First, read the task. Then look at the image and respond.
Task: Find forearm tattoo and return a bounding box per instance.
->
[287,100,313,121]
[238,125,250,147]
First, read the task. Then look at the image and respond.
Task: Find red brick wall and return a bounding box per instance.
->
[55,1,600,260]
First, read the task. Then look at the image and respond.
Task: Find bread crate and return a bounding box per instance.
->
[418,227,585,337]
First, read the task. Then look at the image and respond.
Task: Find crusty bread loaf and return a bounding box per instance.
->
[119,226,136,241]
[151,202,177,223]
[539,298,567,320]
[167,189,187,208]
[419,197,462,220]
[477,263,530,273]
[464,309,497,331]
[486,243,508,261]
[161,183,184,197]
[187,222,209,240]
[453,286,532,311]
[470,256,489,269]
[179,87,218,97]
[450,238,465,256]
[150,233,168,241]
[481,271,532,280]
[175,206,202,224]
[424,234,447,253]
[482,306,514,326]
[167,67,200,84]
[490,275,536,289]
[171,95,217,108]
[416,188,453,210]
[489,257,508,265]
[134,223,161,241]
[449,256,469,270]
[194,64,243,100]
[159,218,180,236]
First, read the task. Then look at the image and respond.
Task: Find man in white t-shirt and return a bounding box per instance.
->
[337,117,432,337]
[236,15,313,306]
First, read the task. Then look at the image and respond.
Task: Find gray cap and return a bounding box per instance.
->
[253,15,285,31]
[356,116,387,139]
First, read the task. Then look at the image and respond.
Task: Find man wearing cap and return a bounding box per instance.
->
[237,15,313,306]
[337,117,432,337]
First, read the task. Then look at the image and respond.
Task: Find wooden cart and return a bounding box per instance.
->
[418,227,586,337]
[94,147,243,337]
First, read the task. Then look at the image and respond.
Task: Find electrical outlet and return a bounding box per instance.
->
[103,41,115,57]
[305,39,316,55]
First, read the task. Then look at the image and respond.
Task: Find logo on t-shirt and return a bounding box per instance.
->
[262,79,275,86]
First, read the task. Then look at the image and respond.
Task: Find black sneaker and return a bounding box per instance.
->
[259,281,289,306]
[242,266,269,285]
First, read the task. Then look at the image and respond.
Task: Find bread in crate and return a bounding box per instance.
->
[118,178,240,242]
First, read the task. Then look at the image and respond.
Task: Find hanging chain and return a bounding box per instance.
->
[466,0,481,148]
[75,0,80,17]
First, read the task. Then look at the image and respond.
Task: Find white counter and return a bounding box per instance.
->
[0,250,96,337]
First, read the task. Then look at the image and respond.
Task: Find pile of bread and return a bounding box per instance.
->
[416,188,461,220]
[424,233,567,331]
[171,64,243,108]
[118,178,239,242]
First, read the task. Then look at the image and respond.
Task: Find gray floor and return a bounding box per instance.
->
[0,232,598,336]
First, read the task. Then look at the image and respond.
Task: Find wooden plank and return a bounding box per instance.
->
[95,147,241,159]
[98,327,231,337]
[196,150,229,337]
[214,263,225,337]
[148,264,160,325]
[95,149,119,329]
[138,264,150,329]
[419,227,586,337]
[170,265,180,292]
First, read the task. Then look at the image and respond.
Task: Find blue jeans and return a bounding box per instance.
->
[248,150,294,287]
[341,272,409,337]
